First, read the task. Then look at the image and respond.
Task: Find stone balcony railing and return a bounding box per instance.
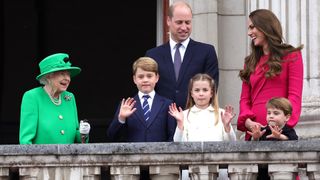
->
[0,140,320,180]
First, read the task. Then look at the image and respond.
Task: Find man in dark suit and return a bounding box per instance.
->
[145,1,219,109]
[107,57,176,142]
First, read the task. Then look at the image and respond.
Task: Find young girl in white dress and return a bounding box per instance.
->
[169,73,236,180]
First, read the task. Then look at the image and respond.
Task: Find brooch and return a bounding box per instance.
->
[64,94,72,101]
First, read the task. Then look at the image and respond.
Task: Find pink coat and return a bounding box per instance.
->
[237,51,303,140]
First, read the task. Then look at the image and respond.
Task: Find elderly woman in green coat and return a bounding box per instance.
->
[19,53,90,144]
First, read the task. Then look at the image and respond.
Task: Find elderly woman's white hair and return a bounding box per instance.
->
[39,74,51,85]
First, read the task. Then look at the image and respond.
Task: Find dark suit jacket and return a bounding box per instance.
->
[107,93,176,142]
[145,39,219,109]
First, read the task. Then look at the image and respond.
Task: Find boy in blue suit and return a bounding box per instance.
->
[107,57,176,142]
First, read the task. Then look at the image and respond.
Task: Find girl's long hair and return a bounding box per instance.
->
[185,73,220,125]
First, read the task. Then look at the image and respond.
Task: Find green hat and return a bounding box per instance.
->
[36,53,81,80]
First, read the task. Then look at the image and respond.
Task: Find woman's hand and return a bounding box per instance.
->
[80,120,91,143]
[245,118,265,131]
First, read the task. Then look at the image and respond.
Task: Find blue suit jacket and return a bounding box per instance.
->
[145,39,219,109]
[107,93,176,142]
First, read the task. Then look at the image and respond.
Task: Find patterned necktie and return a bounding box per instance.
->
[174,43,182,81]
[142,95,150,121]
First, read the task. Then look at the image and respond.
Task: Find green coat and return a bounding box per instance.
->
[20,87,83,144]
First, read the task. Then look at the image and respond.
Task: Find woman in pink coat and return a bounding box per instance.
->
[237,9,304,141]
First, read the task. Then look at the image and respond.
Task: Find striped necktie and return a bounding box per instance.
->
[142,95,150,121]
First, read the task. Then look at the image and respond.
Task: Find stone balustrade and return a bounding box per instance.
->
[0,140,320,180]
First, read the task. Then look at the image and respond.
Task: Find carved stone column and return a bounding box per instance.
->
[0,168,9,180]
[307,163,320,180]
[228,164,258,180]
[149,165,180,180]
[19,167,101,180]
[82,167,101,180]
[268,164,298,180]
[188,165,219,180]
[110,166,140,180]
[19,167,40,180]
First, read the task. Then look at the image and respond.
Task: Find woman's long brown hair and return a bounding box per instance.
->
[239,9,303,83]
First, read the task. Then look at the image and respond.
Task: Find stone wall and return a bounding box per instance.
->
[0,141,320,179]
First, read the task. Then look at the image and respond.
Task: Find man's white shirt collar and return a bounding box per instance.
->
[169,37,190,51]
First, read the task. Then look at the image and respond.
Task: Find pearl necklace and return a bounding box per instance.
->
[44,88,61,106]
